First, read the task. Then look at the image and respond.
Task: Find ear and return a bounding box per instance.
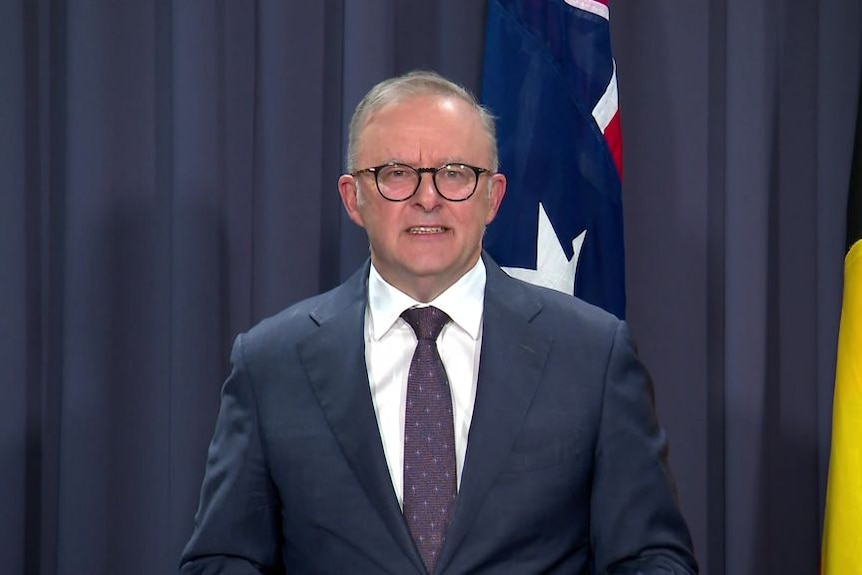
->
[484,173,507,225]
[338,174,365,228]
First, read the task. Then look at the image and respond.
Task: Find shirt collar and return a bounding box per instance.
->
[367,259,486,341]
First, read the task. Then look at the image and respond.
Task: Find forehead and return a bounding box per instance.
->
[356,94,490,163]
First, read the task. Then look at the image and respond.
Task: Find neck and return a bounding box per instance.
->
[369,255,483,303]
[393,277,452,303]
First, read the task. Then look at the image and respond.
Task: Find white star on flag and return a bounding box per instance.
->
[501,202,586,295]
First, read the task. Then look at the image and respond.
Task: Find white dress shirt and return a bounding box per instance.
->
[365,259,485,508]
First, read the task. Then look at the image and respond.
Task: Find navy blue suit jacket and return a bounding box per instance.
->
[181,255,697,574]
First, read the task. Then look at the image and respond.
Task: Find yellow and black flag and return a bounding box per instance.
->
[822,85,862,574]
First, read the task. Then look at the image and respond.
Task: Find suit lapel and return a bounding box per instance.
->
[436,259,551,573]
[297,265,425,574]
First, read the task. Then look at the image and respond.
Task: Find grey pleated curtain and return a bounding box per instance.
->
[0,1,858,574]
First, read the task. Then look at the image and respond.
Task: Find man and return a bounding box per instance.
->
[181,71,698,574]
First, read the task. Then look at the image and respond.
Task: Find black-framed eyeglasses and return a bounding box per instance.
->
[351,162,492,202]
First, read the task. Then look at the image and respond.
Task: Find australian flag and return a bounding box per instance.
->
[481,0,625,318]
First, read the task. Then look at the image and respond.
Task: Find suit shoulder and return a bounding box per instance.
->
[239,276,364,357]
[484,253,622,336]
[512,275,622,335]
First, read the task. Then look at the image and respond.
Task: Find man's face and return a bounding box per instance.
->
[339,95,506,302]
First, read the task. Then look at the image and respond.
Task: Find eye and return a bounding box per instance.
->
[440,165,469,182]
[381,164,413,179]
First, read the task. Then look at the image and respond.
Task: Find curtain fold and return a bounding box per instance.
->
[0,1,858,573]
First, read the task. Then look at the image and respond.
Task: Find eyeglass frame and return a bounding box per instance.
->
[351,162,493,202]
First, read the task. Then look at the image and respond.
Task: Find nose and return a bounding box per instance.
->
[412,172,442,210]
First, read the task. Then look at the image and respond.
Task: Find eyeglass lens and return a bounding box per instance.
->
[377,164,477,201]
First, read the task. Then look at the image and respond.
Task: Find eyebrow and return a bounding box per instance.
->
[380,159,474,168]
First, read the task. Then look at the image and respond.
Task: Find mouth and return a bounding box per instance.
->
[406,226,448,234]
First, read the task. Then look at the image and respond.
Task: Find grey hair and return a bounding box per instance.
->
[346,70,498,173]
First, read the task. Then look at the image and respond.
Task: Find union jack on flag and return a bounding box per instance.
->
[481,0,625,318]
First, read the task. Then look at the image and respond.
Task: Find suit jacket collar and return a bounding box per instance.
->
[297,255,551,575]
[434,254,551,573]
[297,262,426,574]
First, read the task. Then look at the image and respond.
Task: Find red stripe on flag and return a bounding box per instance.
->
[604,111,623,180]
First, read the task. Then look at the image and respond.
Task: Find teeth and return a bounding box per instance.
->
[408,226,445,234]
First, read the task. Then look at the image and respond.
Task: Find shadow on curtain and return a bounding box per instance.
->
[1,0,859,573]
[0,1,485,573]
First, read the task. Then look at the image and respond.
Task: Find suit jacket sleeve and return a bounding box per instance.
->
[180,334,283,575]
[591,321,698,574]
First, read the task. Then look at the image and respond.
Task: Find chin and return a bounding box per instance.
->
[402,253,457,273]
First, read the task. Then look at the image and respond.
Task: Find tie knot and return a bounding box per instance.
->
[401,306,450,341]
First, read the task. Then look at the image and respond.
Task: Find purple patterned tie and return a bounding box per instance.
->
[401,306,457,573]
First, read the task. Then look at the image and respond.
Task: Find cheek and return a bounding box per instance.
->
[361,204,402,240]
[466,201,495,227]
